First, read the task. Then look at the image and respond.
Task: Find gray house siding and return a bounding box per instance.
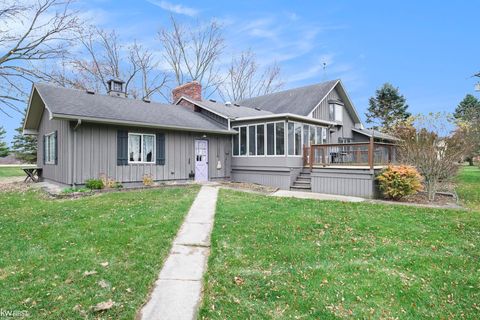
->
[231,155,303,189]
[310,87,357,143]
[73,123,231,185]
[311,168,380,198]
[37,108,72,185]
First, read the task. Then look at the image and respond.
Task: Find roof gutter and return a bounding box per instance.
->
[232,113,337,126]
[51,113,236,135]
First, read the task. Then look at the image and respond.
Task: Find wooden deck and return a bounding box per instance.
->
[304,138,397,170]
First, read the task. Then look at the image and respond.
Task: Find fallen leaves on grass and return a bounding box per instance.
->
[83,270,97,277]
[100,261,109,267]
[92,300,114,312]
[233,276,244,286]
[98,279,110,289]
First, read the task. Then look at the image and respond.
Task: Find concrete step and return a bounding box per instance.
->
[299,173,311,177]
[293,180,311,185]
[296,177,311,181]
[291,185,311,191]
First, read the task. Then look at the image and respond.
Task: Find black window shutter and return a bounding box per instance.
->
[117,130,128,165]
[156,133,165,165]
[54,130,58,165]
[43,135,46,165]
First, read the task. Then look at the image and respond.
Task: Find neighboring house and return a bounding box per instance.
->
[23,79,396,197]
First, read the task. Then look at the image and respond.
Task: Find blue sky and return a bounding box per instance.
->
[1,0,479,144]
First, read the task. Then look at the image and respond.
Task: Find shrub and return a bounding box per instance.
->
[100,174,118,189]
[85,178,104,190]
[143,174,154,186]
[377,165,423,200]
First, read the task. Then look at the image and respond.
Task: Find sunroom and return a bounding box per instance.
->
[231,120,330,158]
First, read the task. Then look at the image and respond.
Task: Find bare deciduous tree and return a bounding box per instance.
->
[219,50,283,101]
[158,16,225,99]
[131,42,169,100]
[395,113,475,201]
[0,0,79,115]
[39,27,169,100]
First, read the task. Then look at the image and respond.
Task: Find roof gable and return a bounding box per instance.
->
[237,79,339,116]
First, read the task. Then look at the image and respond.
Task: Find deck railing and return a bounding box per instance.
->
[303,139,397,169]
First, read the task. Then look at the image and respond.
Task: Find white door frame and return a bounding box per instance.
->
[194,139,209,182]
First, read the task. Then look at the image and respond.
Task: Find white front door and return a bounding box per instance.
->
[195,139,208,182]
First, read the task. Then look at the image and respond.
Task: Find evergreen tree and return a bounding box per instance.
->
[11,114,37,163]
[454,94,480,165]
[454,94,480,122]
[366,83,411,131]
[0,126,9,157]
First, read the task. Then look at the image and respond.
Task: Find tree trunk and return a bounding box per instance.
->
[425,180,437,202]
[468,157,474,166]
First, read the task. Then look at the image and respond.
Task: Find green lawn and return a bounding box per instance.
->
[0,166,25,178]
[200,190,480,319]
[0,186,199,319]
[456,166,480,211]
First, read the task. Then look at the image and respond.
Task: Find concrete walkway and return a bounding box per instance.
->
[139,185,219,320]
[271,189,365,202]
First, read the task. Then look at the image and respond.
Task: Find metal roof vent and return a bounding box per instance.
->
[86,90,95,95]
[254,107,261,111]
[142,97,151,103]
[233,103,240,107]
[225,101,232,107]
[209,99,216,103]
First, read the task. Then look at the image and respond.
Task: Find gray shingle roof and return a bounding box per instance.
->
[237,79,339,116]
[196,99,273,118]
[34,83,232,134]
[352,128,399,141]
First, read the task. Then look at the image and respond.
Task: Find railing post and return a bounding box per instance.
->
[321,146,326,166]
[310,145,314,171]
[368,137,374,170]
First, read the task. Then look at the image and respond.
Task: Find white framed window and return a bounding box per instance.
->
[232,122,285,157]
[288,122,303,156]
[329,103,343,122]
[44,132,56,164]
[128,133,155,163]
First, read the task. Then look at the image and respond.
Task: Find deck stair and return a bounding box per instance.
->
[290,169,311,191]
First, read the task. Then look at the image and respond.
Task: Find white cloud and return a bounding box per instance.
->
[147,0,199,17]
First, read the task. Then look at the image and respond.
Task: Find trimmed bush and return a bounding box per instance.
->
[377,165,423,200]
[85,178,104,190]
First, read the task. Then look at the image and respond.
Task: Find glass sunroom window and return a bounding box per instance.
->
[295,123,302,155]
[266,123,275,155]
[275,122,285,155]
[240,127,247,156]
[248,125,256,156]
[232,127,239,156]
[256,124,265,155]
[288,122,295,155]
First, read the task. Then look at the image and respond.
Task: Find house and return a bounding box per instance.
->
[23,79,397,197]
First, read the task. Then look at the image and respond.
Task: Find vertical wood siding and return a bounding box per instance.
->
[73,123,231,184]
[37,108,72,184]
[310,87,357,142]
[311,168,376,198]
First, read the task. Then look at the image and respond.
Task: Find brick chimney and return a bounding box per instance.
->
[172,81,202,109]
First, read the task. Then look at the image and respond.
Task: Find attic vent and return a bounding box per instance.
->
[254,107,261,111]
[86,90,95,95]
[233,103,240,107]
[209,99,216,103]
[142,97,151,103]
[225,101,232,107]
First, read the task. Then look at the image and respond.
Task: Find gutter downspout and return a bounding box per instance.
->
[72,119,82,187]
